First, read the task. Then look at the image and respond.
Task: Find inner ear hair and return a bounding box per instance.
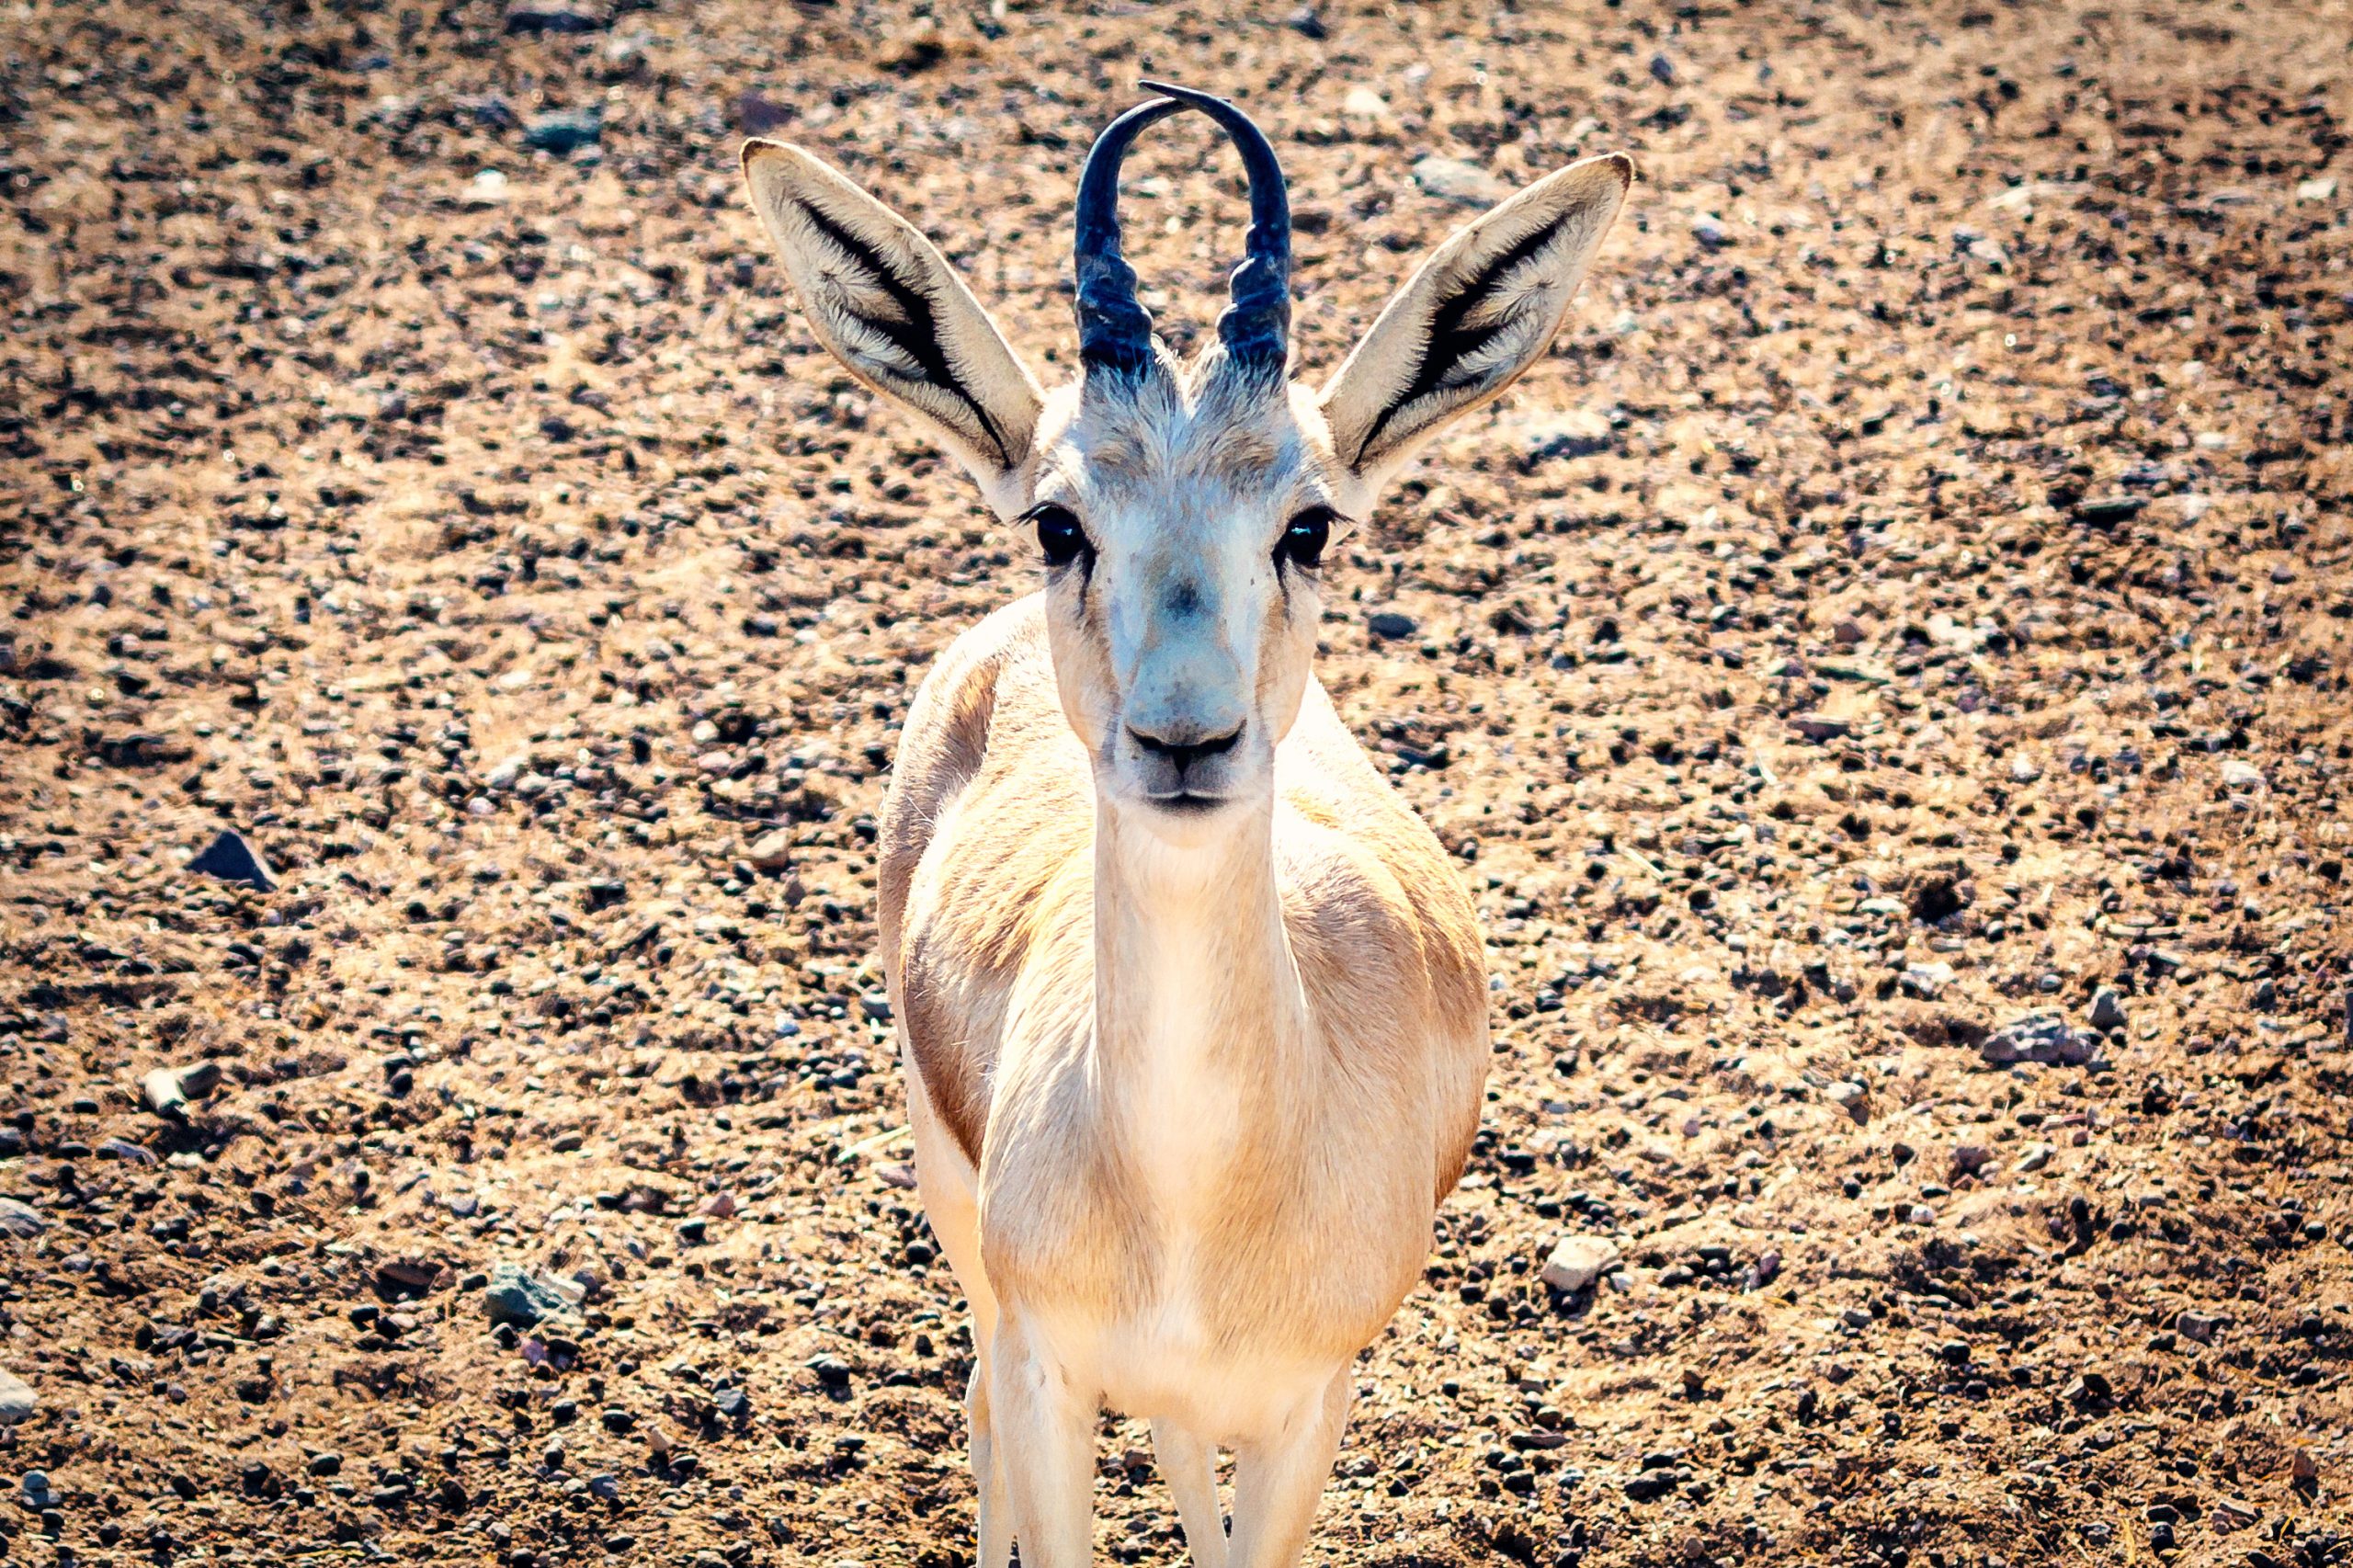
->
[742,140,1041,486]
[1322,153,1631,489]
[792,196,1016,463]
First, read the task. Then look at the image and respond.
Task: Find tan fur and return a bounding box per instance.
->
[743,129,1631,1568]
[883,597,1486,1365]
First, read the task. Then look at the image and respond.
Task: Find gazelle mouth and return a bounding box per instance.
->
[1142,790,1228,813]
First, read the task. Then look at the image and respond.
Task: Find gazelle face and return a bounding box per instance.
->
[1026,372,1344,824]
[742,81,1631,836]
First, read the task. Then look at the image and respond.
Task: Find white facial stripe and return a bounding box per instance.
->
[1103,491,1267,709]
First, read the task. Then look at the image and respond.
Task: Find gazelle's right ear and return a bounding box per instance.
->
[742,140,1043,516]
[1321,153,1631,506]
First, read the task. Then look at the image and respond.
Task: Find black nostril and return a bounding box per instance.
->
[1130,725,1243,772]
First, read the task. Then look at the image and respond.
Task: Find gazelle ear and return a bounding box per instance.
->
[742,140,1043,515]
[1321,153,1631,499]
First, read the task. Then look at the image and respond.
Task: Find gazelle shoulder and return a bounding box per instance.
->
[1275,794,1486,1032]
[880,595,1062,950]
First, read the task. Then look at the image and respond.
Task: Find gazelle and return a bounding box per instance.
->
[742,84,1629,1568]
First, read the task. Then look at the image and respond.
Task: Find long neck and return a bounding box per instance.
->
[1090,797,1307,1065]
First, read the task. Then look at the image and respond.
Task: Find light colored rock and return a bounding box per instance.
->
[0,1369,35,1424]
[1986,180,2071,216]
[142,1061,222,1119]
[1412,155,1507,208]
[2221,758,2264,790]
[1901,961,1956,999]
[0,1199,44,1239]
[2017,1142,2055,1173]
[1827,1081,1869,1123]
[1540,1234,1620,1294]
[745,828,793,872]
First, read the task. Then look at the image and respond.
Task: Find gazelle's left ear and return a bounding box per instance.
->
[1321,153,1631,500]
[742,140,1043,516]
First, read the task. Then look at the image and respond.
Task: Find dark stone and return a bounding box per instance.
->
[504,0,610,33]
[524,107,604,153]
[188,829,274,891]
[1979,1013,2092,1067]
[483,1263,576,1327]
[2073,496,2144,527]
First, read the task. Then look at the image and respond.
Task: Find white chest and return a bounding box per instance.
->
[1125,1000,1248,1227]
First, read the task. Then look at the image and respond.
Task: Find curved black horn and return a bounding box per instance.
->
[1074,95,1186,376]
[1138,81,1291,372]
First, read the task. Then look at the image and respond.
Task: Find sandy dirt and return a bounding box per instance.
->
[3,0,2352,1564]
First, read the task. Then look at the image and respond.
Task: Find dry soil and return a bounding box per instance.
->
[3,2,2352,1567]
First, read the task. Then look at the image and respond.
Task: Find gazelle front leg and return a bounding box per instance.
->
[1151,1419,1228,1568]
[1225,1368,1352,1568]
[987,1312,1099,1568]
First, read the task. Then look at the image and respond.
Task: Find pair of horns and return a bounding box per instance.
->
[1073,81,1290,380]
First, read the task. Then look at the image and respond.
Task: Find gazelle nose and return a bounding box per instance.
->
[1128,723,1243,776]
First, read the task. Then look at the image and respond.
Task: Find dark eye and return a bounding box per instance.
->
[1278,506,1336,570]
[1028,503,1088,569]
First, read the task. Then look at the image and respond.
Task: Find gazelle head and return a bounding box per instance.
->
[743,85,1629,837]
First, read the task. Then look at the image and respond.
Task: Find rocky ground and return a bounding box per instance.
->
[4,0,2352,1564]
